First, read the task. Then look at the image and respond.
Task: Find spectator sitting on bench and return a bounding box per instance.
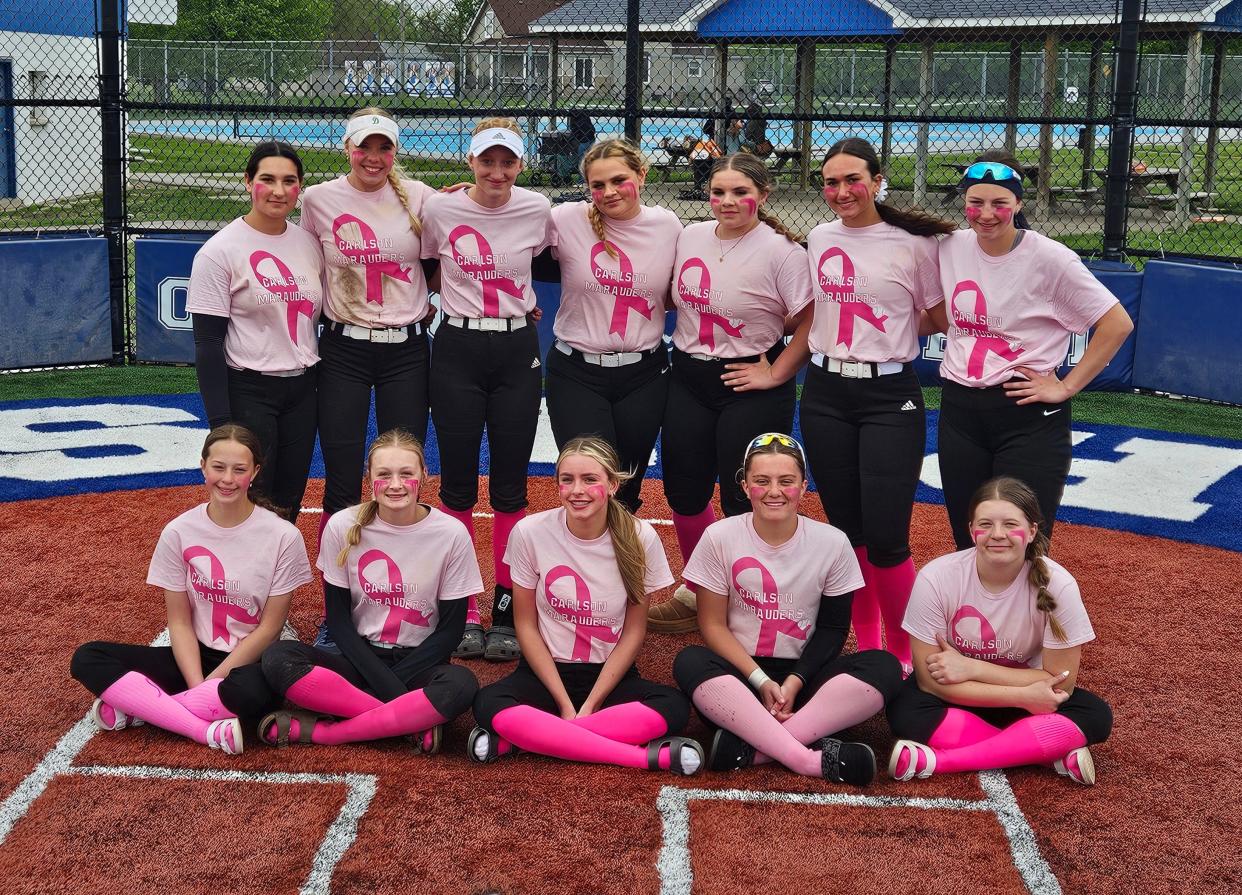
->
[690,123,722,194]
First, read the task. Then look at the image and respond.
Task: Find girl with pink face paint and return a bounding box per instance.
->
[887,476,1112,786]
[801,138,956,678]
[931,150,1134,550]
[470,437,702,775]
[189,141,322,523]
[71,425,313,756]
[256,429,482,750]
[544,139,681,516]
[672,433,901,784]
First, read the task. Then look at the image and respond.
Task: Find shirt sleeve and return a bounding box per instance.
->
[535,198,555,255]
[774,242,814,317]
[639,522,675,595]
[1042,572,1097,650]
[419,196,442,260]
[270,524,313,595]
[913,235,945,311]
[820,533,866,597]
[682,525,728,595]
[186,249,233,317]
[902,567,949,646]
[145,524,187,591]
[503,519,540,590]
[1049,250,1118,333]
[298,189,321,239]
[439,525,485,601]
[316,512,350,589]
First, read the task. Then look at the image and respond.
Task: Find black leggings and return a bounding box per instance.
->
[938,380,1073,550]
[317,323,430,517]
[886,675,1113,745]
[261,641,478,721]
[544,343,669,513]
[227,366,318,522]
[800,363,926,567]
[70,640,277,726]
[661,344,796,518]
[673,644,903,712]
[473,658,690,734]
[430,321,542,513]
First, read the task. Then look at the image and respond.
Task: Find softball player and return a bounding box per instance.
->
[673,433,901,784]
[801,138,955,674]
[888,476,1112,784]
[420,118,552,662]
[70,425,312,754]
[469,437,701,775]
[189,141,322,522]
[258,429,480,749]
[933,151,1134,549]
[544,138,681,513]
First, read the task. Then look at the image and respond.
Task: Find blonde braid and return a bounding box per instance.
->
[1027,529,1067,642]
[337,499,380,567]
[387,167,423,236]
[587,203,617,258]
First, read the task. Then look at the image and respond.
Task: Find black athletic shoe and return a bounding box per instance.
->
[818,737,877,786]
[708,727,756,772]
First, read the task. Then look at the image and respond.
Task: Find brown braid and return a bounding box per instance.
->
[1027,528,1067,642]
[587,203,616,258]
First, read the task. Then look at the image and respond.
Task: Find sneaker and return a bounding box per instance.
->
[647,585,699,634]
[1053,746,1096,785]
[819,737,877,785]
[312,621,341,654]
[279,620,300,641]
[708,727,755,771]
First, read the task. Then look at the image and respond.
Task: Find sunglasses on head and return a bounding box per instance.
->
[745,432,807,469]
[963,161,1022,182]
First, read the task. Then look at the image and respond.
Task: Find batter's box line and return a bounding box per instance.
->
[656,772,1061,895]
[68,764,377,895]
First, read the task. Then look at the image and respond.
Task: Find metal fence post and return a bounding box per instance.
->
[624,0,641,140]
[1102,0,1142,261]
[99,0,127,363]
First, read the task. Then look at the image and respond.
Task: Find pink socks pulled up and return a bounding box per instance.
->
[440,507,481,625]
[751,673,885,767]
[171,678,233,722]
[100,672,239,752]
[671,507,717,565]
[871,558,915,670]
[897,712,1087,777]
[485,703,693,771]
[491,510,525,591]
[851,546,882,651]
[691,675,821,777]
[275,666,446,746]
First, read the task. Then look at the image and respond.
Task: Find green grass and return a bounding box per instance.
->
[0,364,199,400]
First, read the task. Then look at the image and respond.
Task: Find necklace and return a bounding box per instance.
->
[716,223,755,262]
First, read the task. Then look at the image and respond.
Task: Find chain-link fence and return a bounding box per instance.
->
[1,0,1240,362]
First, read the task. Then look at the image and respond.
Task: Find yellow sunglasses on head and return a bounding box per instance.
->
[745,432,807,469]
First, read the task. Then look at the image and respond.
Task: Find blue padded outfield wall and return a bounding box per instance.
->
[134,237,1234,403]
[0,235,110,369]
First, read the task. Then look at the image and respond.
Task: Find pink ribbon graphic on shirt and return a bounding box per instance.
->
[731,557,808,657]
[591,241,652,337]
[816,247,888,349]
[331,213,412,305]
[448,225,525,317]
[544,565,620,662]
[949,606,1024,667]
[950,279,1024,380]
[677,258,744,351]
[182,546,259,646]
[358,549,430,644]
[249,251,315,345]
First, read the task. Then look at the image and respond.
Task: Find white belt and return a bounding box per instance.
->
[556,340,650,368]
[444,315,527,332]
[813,354,905,378]
[332,320,422,343]
[231,365,308,378]
[368,638,399,650]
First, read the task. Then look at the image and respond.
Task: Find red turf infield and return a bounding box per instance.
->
[1,477,1239,894]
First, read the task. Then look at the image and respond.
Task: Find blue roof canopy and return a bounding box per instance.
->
[698,0,901,38]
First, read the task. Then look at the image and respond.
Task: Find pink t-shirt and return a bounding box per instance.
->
[938,229,1119,387]
[146,503,312,652]
[504,508,674,664]
[683,514,864,659]
[902,548,1096,669]
[671,221,813,357]
[550,201,681,353]
[805,220,944,362]
[187,217,323,373]
[317,505,483,648]
[421,186,552,319]
[300,175,435,328]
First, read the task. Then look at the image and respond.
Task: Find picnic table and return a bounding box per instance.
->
[1090,167,1216,211]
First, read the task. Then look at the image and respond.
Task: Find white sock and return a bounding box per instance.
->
[473,731,491,761]
[679,745,701,775]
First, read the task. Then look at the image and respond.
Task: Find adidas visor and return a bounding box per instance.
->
[469,128,525,160]
[344,114,400,149]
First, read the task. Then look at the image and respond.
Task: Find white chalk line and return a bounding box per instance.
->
[300,506,675,526]
[657,771,1061,895]
[0,628,374,895]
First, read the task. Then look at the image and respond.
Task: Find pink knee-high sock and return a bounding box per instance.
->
[491,705,674,769]
[932,714,1087,774]
[691,676,820,777]
[309,689,448,745]
[928,708,1003,749]
[316,511,331,551]
[286,666,384,718]
[572,702,670,745]
[464,594,482,627]
[101,672,213,745]
[851,547,882,651]
[441,505,476,543]
[871,559,915,668]
[171,678,233,722]
[752,674,884,766]
[671,507,717,565]
[491,510,525,590]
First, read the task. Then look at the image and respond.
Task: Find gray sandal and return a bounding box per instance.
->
[646,736,704,776]
[454,623,485,659]
[258,710,322,748]
[483,625,521,662]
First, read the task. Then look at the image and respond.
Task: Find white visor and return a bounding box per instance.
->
[344,114,400,149]
[469,128,525,160]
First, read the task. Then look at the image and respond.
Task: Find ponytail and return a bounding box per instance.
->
[605,497,648,605]
[874,202,956,237]
[756,206,802,245]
